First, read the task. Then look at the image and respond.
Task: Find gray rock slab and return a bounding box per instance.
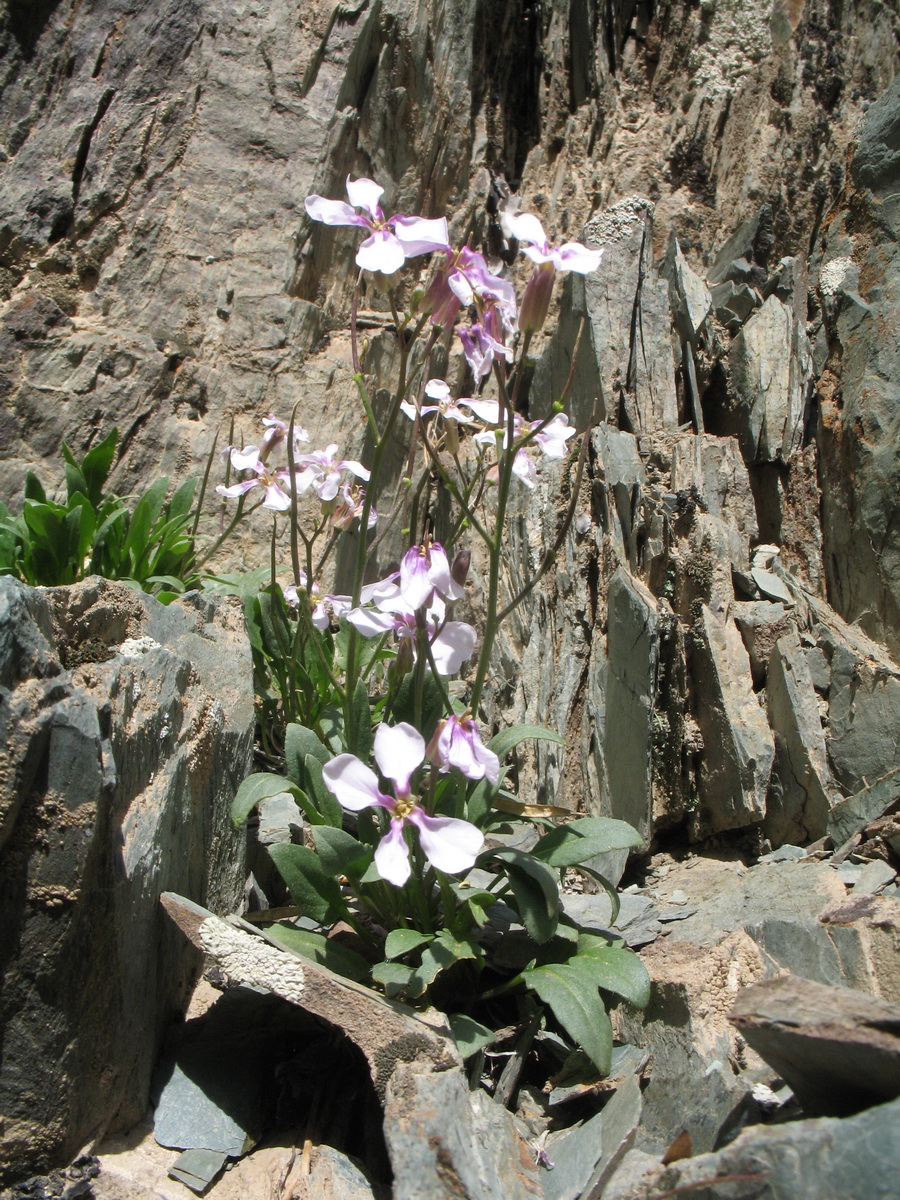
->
[728,293,810,463]
[828,766,900,845]
[663,236,712,340]
[606,1095,900,1200]
[731,974,900,1117]
[851,859,898,895]
[602,568,658,855]
[733,600,793,686]
[0,578,253,1177]
[691,605,775,835]
[765,629,838,845]
[544,1074,642,1200]
[817,621,900,795]
[384,1062,543,1200]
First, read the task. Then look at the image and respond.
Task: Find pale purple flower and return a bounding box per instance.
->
[331,481,377,530]
[501,209,603,275]
[458,319,513,383]
[284,574,352,631]
[428,714,500,785]
[400,539,465,610]
[530,412,577,458]
[347,593,476,675]
[294,444,370,502]
[305,176,450,275]
[322,723,484,886]
[400,379,475,426]
[216,457,294,511]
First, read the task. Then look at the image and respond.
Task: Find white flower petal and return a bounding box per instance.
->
[374,722,425,792]
[230,446,262,471]
[215,480,257,499]
[340,458,371,482]
[400,546,435,611]
[430,621,477,674]
[425,378,451,402]
[409,811,484,875]
[356,230,405,274]
[374,820,412,886]
[392,215,451,257]
[504,211,549,251]
[322,754,386,811]
[345,175,385,216]
[347,607,396,637]
[305,195,367,227]
[551,243,603,273]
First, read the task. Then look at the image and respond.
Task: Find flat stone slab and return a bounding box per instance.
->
[730,974,900,1116]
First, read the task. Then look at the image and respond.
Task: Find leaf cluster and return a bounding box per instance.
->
[0,430,202,601]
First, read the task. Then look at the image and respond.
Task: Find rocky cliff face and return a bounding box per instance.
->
[1,0,898,825]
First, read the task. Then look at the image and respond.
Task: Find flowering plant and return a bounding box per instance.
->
[226,177,648,1084]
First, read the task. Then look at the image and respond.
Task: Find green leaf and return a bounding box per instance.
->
[349,676,374,760]
[406,930,478,998]
[265,924,371,983]
[487,723,565,761]
[284,723,332,785]
[231,772,300,826]
[448,1014,497,1057]
[466,776,500,827]
[267,843,345,924]
[573,936,651,1008]
[384,929,434,960]
[522,961,613,1075]
[304,753,343,828]
[578,865,622,925]
[532,818,642,868]
[167,476,197,522]
[372,961,414,998]
[311,825,373,879]
[80,428,118,505]
[24,471,47,503]
[482,847,559,943]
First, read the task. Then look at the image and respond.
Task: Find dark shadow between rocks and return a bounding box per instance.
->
[152,985,392,1190]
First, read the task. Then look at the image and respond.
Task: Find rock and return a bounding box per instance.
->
[614,933,767,1156]
[662,236,712,341]
[161,895,539,1200]
[0,578,253,1181]
[605,1095,900,1200]
[726,294,812,464]
[730,974,900,1116]
[733,601,794,686]
[765,629,838,845]
[817,79,900,659]
[819,894,900,1006]
[828,767,900,845]
[852,75,900,195]
[592,424,644,569]
[543,1073,642,1200]
[690,605,775,835]
[812,616,900,796]
[554,198,681,436]
[851,859,898,895]
[602,568,658,857]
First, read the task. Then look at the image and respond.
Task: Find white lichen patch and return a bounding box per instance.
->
[199,916,306,1002]
[584,196,654,246]
[688,0,771,97]
[819,256,856,297]
[118,635,160,658]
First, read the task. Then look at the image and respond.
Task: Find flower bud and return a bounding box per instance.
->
[450,549,471,588]
[519,262,555,335]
